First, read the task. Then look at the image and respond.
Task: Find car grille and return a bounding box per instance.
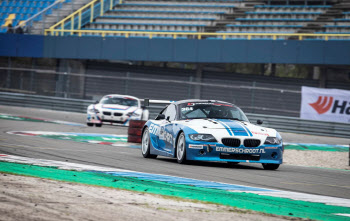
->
[114,113,123,116]
[103,111,111,116]
[102,119,124,124]
[244,139,261,147]
[222,138,241,147]
[220,153,260,161]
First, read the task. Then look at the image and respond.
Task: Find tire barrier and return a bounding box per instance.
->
[127,120,147,143]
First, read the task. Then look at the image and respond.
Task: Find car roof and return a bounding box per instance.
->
[173,99,234,105]
[102,94,139,100]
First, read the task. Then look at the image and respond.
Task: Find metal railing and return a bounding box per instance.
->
[14,0,66,34]
[0,92,91,113]
[0,92,349,138]
[48,0,121,34]
[43,29,350,40]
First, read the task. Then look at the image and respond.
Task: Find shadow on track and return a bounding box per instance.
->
[155,157,264,171]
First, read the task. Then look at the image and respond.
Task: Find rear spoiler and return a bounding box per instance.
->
[141,99,176,107]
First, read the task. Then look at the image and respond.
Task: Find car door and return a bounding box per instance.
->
[158,104,177,153]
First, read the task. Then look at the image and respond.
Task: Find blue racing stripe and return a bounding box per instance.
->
[213,119,232,136]
[240,123,253,137]
[219,119,249,136]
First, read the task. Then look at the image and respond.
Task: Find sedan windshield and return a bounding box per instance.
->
[179,102,249,122]
[100,96,138,107]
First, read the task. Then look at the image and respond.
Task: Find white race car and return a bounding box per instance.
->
[141,99,283,170]
[86,94,149,127]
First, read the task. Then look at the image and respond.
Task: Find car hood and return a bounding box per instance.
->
[96,104,137,111]
[178,119,277,138]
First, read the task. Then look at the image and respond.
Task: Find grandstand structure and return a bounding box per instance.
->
[0,0,93,33]
[0,0,349,38]
[41,0,350,39]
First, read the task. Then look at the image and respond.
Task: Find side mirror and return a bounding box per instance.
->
[155,114,166,120]
[257,119,263,125]
[94,100,99,104]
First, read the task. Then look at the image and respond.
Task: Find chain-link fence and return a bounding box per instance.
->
[1,59,349,117]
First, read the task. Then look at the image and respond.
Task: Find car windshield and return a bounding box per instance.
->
[100,96,138,107]
[179,102,249,122]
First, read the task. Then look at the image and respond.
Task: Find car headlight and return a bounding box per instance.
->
[264,137,281,145]
[189,134,217,142]
[88,109,99,114]
[127,112,140,117]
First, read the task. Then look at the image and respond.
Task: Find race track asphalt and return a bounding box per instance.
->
[0,105,349,199]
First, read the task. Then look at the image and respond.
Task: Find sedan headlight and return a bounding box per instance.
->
[88,109,99,114]
[264,137,281,145]
[189,134,217,142]
[127,112,140,117]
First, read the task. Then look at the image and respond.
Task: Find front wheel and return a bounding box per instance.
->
[262,163,280,170]
[95,123,102,127]
[87,123,94,127]
[176,132,187,164]
[141,127,157,158]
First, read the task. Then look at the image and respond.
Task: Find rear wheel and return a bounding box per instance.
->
[262,163,280,170]
[141,127,157,158]
[176,132,187,164]
[95,123,102,127]
[87,123,93,127]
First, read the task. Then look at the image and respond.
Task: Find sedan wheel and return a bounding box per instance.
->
[176,132,187,164]
[141,127,157,158]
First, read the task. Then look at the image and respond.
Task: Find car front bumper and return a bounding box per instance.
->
[185,140,283,164]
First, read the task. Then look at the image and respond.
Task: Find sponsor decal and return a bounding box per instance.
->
[181,107,193,111]
[216,147,265,154]
[301,86,350,123]
[309,96,333,114]
[265,146,278,149]
[189,144,203,149]
[159,127,173,145]
[149,123,160,136]
[252,131,270,136]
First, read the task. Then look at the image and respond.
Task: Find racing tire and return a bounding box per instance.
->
[87,123,94,127]
[176,132,187,164]
[262,163,280,170]
[141,127,157,159]
[95,123,102,127]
